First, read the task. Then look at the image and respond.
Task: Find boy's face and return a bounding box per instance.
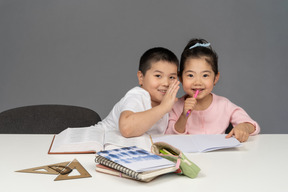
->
[137,61,178,107]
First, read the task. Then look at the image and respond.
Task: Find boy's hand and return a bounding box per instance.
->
[183,97,197,117]
[226,123,255,142]
[160,80,180,112]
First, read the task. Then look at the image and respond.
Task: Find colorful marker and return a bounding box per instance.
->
[186,89,199,117]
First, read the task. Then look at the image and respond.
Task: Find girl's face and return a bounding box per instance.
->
[181,57,219,101]
[137,60,178,107]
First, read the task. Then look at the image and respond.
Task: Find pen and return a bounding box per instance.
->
[160,148,177,156]
[186,89,199,117]
[160,149,172,155]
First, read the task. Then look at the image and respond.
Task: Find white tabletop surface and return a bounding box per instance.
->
[0,134,287,192]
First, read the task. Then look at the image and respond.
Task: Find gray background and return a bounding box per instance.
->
[1,0,287,133]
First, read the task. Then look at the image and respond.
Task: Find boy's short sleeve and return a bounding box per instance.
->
[119,87,151,114]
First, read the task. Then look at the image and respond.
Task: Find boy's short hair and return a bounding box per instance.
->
[139,47,179,75]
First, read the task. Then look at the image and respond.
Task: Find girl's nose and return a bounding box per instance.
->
[194,77,202,85]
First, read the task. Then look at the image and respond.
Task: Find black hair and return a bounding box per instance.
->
[139,47,179,75]
[179,38,218,77]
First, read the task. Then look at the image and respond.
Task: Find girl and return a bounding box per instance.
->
[166,39,260,142]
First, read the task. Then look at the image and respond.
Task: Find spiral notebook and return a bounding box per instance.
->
[95,146,177,182]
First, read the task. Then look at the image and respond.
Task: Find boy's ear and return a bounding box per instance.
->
[137,71,144,86]
[214,72,220,85]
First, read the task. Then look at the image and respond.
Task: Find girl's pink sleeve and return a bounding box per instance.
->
[230,107,261,135]
[165,101,188,134]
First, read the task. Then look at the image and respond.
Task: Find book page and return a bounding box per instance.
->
[152,134,241,152]
[49,126,105,153]
[192,134,241,152]
[152,134,199,152]
[104,129,151,151]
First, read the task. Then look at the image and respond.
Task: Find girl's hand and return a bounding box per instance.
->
[183,97,197,117]
[160,80,180,112]
[226,123,256,142]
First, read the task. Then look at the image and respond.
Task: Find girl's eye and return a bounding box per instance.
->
[187,74,193,78]
[170,76,176,80]
[203,74,209,78]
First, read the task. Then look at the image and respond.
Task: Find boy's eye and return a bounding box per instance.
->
[155,74,161,78]
[203,74,209,78]
[170,76,176,80]
[187,74,193,78]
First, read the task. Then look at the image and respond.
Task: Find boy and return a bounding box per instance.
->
[100,47,179,138]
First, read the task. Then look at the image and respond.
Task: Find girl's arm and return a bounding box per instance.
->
[174,97,197,133]
[173,114,189,133]
[225,122,256,142]
[225,105,260,142]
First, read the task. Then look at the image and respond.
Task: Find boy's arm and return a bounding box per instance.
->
[119,81,179,138]
[119,107,168,137]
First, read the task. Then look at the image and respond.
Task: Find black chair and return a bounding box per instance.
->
[225,123,234,134]
[0,105,101,134]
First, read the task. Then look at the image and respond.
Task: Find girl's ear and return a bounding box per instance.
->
[214,72,220,85]
[137,71,144,86]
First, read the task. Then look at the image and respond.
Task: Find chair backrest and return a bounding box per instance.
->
[225,123,234,134]
[0,105,101,134]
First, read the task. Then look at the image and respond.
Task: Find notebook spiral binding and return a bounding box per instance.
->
[95,155,140,180]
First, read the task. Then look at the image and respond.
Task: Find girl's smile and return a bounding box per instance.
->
[181,57,219,109]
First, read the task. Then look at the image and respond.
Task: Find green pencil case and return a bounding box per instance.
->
[151,142,200,179]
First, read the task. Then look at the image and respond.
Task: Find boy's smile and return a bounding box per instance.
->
[137,61,178,107]
[158,88,168,95]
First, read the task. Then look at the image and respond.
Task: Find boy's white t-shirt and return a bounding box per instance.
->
[95,86,168,135]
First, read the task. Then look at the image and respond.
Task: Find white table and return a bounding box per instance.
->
[0,134,287,192]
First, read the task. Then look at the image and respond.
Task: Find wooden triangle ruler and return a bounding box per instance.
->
[16,161,70,175]
[54,159,91,181]
[16,159,91,181]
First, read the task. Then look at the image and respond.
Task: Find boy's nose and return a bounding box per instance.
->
[162,77,170,87]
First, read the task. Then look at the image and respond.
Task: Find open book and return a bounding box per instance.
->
[151,134,241,152]
[48,126,151,154]
[48,126,241,154]
[95,146,178,182]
